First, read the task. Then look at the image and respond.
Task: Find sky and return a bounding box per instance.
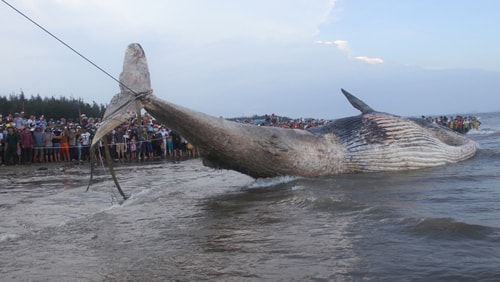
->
[1,0,500,119]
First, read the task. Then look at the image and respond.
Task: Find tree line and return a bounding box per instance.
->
[0,91,106,122]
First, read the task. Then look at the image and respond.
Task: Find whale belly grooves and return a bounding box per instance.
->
[312,112,478,172]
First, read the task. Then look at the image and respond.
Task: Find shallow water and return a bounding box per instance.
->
[1,113,500,281]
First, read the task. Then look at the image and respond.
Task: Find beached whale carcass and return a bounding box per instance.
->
[92,43,478,179]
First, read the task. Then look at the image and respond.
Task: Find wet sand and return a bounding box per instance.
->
[0,158,185,176]
[0,161,82,176]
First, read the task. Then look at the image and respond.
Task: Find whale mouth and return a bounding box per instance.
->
[435,130,471,146]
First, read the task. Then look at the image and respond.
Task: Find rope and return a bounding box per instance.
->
[30,136,170,150]
[0,0,150,202]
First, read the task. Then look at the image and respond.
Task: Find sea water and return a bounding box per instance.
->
[1,113,499,281]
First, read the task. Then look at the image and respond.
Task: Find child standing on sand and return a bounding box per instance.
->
[130,136,137,160]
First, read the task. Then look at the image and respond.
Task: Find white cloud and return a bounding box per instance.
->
[11,0,337,44]
[315,40,333,45]
[333,40,352,53]
[315,39,354,56]
[355,56,384,64]
[316,39,383,64]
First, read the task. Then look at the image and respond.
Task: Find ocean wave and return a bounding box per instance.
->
[406,217,496,240]
[247,176,301,189]
[467,128,499,136]
[306,195,365,213]
[476,148,500,161]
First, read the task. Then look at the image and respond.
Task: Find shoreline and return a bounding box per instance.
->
[0,157,199,176]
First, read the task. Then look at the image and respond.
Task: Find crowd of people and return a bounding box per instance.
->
[0,112,195,166]
[239,113,329,129]
[421,115,481,133]
[252,113,483,133]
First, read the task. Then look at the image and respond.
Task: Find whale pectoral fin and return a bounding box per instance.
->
[341,89,375,114]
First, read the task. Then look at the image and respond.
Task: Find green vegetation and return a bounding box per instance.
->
[0,91,106,121]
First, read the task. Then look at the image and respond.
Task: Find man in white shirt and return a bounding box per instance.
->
[80,127,91,161]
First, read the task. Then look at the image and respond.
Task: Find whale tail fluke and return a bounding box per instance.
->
[341,88,374,114]
[88,43,153,200]
[91,43,151,147]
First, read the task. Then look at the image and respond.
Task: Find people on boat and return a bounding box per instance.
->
[421,115,481,133]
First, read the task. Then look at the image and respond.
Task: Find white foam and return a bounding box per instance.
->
[248,175,300,189]
[291,185,304,191]
[0,233,19,243]
[467,128,498,136]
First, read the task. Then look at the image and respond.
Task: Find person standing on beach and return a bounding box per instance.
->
[75,127,83,161]
[68,127,77,161]
[80,127,91,161]
[114,126,125,160]
[32,126,44,163]
[13,113,23,129]
[170,130,181,161]
[42,128,53,162]
[60,127,70,162]
[0,125,4,165]
[4,126,20,165]
[52,127,62,162]
[129,135,137,160]
[20,127,34,165]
